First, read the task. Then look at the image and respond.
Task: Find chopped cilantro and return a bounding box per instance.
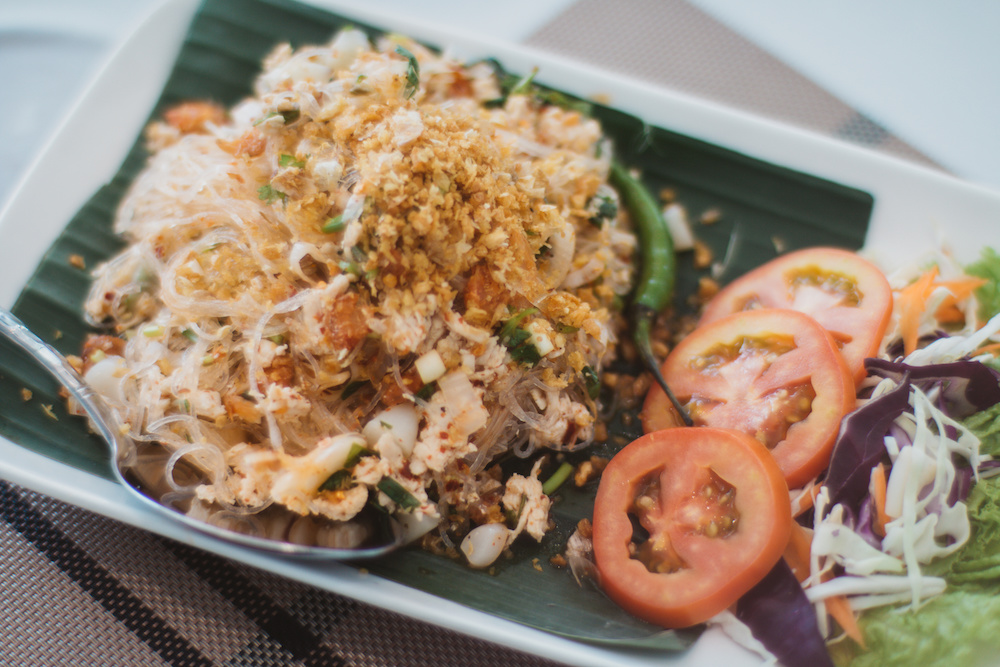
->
[322,214,346,233]
[588,194,618,229]
[253,108,300,126]
[498,308,542,366]
[483,61,592,114]
[395,44,420,99]
[582,365,601,399]
[509,66,539,95]
[278,154,306,169]
[339,260,362,276]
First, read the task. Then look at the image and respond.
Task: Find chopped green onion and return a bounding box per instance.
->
[201,354,216,366]
[267,334,285,345]
[142,325,164,338]
[395,44,420,99]
[258,184,286,204]
[414,381,438,401]
[181,329,198,342]
[505,493,528,525]
[321,214,346,233]
[542,461,575,496]
[377,477,421,510]
[344,443,374,469]
[319,469,353,492]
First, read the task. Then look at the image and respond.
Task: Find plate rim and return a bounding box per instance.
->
[2,1,1000,665]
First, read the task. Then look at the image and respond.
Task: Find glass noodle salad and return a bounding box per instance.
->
[79,29,636,556]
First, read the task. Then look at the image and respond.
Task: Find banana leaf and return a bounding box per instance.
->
[0,0,872,651]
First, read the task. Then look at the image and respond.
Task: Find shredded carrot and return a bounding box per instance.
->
[825,594,865,647]
[783,520,814,583]
[897,267,940,356]
[974,342,1000,357]
[870,463,890,537]
[897,268,988,351]
[933,276,988,323]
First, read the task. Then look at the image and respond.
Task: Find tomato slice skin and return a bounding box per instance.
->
[699,247,892,385]
[642,308,855,489]
[593,427,791,628]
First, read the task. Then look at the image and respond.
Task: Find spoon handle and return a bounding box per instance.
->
[0,307,123,458]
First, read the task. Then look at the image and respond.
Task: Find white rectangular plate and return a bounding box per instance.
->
[1,1,998,666]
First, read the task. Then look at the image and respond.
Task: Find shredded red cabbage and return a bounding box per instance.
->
[824,375,911,509]
[866,357,1000,416]
[735,560,833,667]
[824,358,1000,511]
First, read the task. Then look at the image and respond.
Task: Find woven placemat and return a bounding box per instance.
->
[1,480,565,667]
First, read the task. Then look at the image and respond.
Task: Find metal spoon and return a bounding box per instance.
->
[0,306,402,559]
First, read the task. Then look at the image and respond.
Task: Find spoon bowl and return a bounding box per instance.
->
[0,307,402,559]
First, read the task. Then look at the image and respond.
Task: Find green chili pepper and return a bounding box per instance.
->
[609,161,692,426]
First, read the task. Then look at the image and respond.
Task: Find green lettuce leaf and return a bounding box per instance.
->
[966,247,1000,323]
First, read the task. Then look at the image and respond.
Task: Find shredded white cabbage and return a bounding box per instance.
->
[806,258,998,633]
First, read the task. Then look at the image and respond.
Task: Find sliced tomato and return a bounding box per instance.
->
[592,427,791,628]
[642,309,855,488]
[699,247,892,384]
